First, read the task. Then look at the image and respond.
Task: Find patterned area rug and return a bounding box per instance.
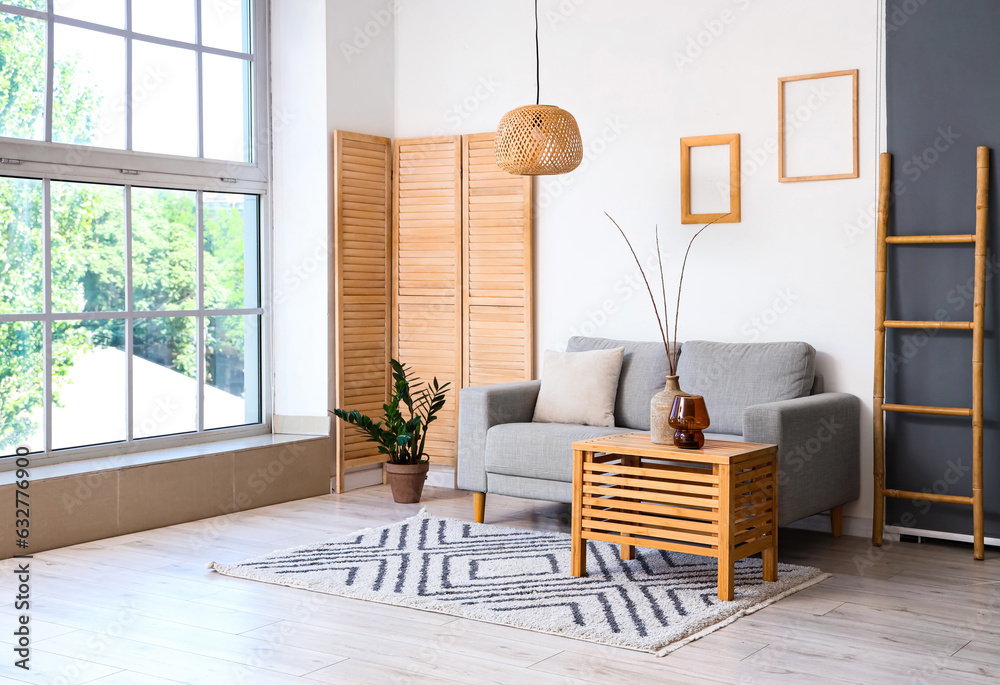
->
[208,512,828,655]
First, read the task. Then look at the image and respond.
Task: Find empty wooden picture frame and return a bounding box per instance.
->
[778,69,859,182]
[680,133,741,224]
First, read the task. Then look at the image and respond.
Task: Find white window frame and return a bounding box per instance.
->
[0,0,273,468]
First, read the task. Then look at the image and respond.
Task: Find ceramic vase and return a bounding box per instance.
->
[650,375,687,444]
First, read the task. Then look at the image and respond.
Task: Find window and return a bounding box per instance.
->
[0,0,269,462]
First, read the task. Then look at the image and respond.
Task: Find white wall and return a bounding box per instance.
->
[270,0,395,431]
[326,1,396,135]
[271,0,329,421]
[394,0,879,520]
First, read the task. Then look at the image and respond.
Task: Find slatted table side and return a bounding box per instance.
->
[729,449,778,562]
[579,454,723,559]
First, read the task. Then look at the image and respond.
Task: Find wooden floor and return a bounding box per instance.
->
[1,482,998,685]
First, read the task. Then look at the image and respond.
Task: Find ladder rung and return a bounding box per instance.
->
[884,234,975,244]
[883,320,974,330]
[882,403,973,417]
[883,489,974,506]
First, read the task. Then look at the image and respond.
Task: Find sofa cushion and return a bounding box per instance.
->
[484,423,629,483]
[676,341,816,435]
[532,347,625,427]
[567,336,674,430]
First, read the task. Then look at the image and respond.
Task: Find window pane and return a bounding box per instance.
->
[204,193,258,309]
[205,315,259,429]
[203,54,252,162]
[132,41,197,156]
[53,25,126,149]
[51,181,126,313]
[133,316,197,438]
[132,187,197,311]
[54,0,125,29]
[2,1,45,9]
[0,13,46,141]
[0,321,44,457]
[52,319,126,449]
[0,176,43,314]
[202,0,251,53]
[132,0,195,43]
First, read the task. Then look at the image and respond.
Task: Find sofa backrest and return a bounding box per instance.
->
[676,340,816,435]
[567,336,674,430]
[565,337,817,434]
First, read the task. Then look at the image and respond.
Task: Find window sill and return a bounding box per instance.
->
[0,433,326,487]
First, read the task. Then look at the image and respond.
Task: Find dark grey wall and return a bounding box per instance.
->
[886,0,999,538]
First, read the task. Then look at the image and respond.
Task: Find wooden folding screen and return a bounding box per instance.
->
[392,137,463,465]
[333,131,532,475]
[462,133,533,386]
[332,131,392,492]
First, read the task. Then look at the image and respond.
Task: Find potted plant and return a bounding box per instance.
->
[333,359,450,503]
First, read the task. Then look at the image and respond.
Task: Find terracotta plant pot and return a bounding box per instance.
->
[385,462,430,503]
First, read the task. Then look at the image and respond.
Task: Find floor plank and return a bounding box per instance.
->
[304,657,466,685]
[89,673,184,685]
[1,596,343,676]
[36,630,316,685]
[0,645,121,685]
[244,620,581,685]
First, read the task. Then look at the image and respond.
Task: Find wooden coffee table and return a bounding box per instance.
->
[570,432,778,601]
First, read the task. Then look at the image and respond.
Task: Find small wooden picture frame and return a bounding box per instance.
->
[778,69,859,182]
[680,133,741,224]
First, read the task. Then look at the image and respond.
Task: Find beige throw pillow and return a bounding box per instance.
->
[532,347,625,427]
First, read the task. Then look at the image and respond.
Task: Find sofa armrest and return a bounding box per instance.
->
[457,381,541,492]
[743,393,861,526]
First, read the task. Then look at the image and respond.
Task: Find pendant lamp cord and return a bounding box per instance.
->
[534,0,540,105]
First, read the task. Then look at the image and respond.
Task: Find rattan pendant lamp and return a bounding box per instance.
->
[495,0,583,175]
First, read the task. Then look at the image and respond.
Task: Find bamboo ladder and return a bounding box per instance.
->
[873,146,989,560]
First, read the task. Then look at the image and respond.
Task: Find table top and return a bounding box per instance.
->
[571,431,777,465]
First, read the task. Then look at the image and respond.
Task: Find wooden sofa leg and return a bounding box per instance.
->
[473,492,486,523]
[831,505,844,538]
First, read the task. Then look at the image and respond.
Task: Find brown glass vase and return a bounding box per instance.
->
[668,395,711,449]
[651,376,687,444]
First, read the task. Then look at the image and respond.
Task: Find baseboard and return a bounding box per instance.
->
[273,414,330,436]
[341,464,384,491]
[786,512,872,539]
[789,514,1000,548]
[884,525,1000,548]
[427,464,455,488]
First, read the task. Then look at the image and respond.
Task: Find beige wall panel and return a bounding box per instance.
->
[234,439,330,511]
[27,472,120,553]
[0,485,14,558]
[118,454,235,536]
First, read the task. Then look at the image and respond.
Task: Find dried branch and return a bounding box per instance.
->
[654,224,675,375]
[672,213,729,370]
[605,212,670,366]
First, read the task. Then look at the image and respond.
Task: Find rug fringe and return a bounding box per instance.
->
[653,572,832,657]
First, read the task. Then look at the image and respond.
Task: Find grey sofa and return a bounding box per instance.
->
[457,337,860,531]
